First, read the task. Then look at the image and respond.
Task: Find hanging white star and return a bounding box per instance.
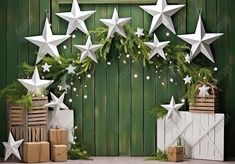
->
[140,0,185,34]
[135,28,144,37]
[144,34,170,60]
[56,0,95,35]
[18,67,53,96]
[74,36,102,63]
[178,14,223,63]
[185,53,191,64]
[198,84,210,97]
[41,62,51,72]
[45,92,69,128]
[66,64,76,74]
[100,8,131,39]
[2,132,24,161]
[183,75,192,84]
[161,96,184,119]
[25,18,70,64]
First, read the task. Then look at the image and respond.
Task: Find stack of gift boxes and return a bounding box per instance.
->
[23,128,68,163]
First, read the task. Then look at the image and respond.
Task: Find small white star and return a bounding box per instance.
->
[135,28,144,38]
[198,84,210,97]
[41,62,51,72]
[66,64,76,74]
[183,75,192,84]
[185,54,191,64]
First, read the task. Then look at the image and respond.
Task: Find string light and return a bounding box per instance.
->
[73,88,77,92]
[78,76,81,79]
[166,32,170,36]
[63,45,67,49]
[87,74,91,78]
[181,99,185,103]
[138,45,141,48]
[84,85,87,88]
[138,51,141,54]
[158,76,161,79]
[134,74,138,78]
[170,78,174,82]
[123,60,126,64]
[107,62,111,65]
[126,54,130,58]
[161,82,165,86]
[214,67,218,71]
[146,76,150,80]
[69,99,72,102]
[84,95,88,99]
[72,34,76,38]
[71,82,74,85]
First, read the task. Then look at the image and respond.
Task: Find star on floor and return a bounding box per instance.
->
[100,8,131,39]
[144,34,170,60]
[178,14,223,63]
[2,132,24,161]
[25,18,70,64]
[198,84,210,97]
[56,0,95,35]
[18,67,53,96]
[140,0,185,34]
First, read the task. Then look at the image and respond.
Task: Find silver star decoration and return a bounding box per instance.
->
[140,0,185,34]
[178,14,223,63]
[18,67,53,96]
[66,64,76,74]
[41,62,51,72]
[45,92,69,128]
[198,84,210,97]
[185,53,191,64]
[144,34,170,60]
[2,132,24,161]
[161,96,184,119]
[25,18,70,64]
[74,36,102,63]
[135,28,144,37]
[100,8,131,39]
[56,0,95,35]
[183,75,192,84]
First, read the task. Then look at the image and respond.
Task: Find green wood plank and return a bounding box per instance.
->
[143,11,155,156]
[106,4,119,156]
[218,0,230,157]
[228,0,235,157]
[130,4,144,156]
[29,0,40,64]
[58,0,156,4]
[118,4,132,156]
[93,4,108,156]
[17,0,29,75]
[40,0,50,30]
[186,0,196,33]
[0,0,7,156]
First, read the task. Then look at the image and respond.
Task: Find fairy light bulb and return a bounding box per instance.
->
[134,74,138,78]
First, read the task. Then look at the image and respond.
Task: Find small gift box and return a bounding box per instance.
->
[23,142,50,163]
[49,128,68,145]
[167,145,184,162]
[51,145,67,162]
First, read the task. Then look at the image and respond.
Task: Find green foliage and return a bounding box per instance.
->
[145,148,168,161]
[149,106,168,119]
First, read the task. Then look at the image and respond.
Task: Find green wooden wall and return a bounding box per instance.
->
[0,0,234,158]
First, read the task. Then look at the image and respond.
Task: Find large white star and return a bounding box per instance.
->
[45,92,69,128]
[18,67,53,96]
[74,36,102,63]
[178,15,223,63]
[161,96,184,119]
[198,84,210,97]
[25,18,70,64]
[100,8,131,39]
[144,34,170,60]
[140,0,185,34]
[56,0,95,35]
[2,132,24,161]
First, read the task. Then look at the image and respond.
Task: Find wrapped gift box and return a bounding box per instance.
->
[49,128,68,145]
[48,110,74,144]
[168,145,184,162]
[23,141,49,163]
[51,145,67,162]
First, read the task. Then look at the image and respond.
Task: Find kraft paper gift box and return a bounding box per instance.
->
[49,128,68,145]
[51,145,68,162]
[167,145,184,162]
[23,142,49,163]
[48,109,74,144]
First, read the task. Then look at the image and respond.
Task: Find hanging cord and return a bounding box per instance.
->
[45,9,50,22]
[197,8,203,16]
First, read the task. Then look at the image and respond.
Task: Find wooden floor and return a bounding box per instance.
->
[2,157,235,164]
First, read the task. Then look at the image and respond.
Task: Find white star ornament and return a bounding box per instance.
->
[2,132,24,161]
[140,0,185,34]
[161,96,184,119]
[41,62,51,72]
[144,34,170,60]
[183,75,192,84]
[18,67,53,96]
[135,28,144,37]
[198,84,210,97]
[100,8,131,39]
[178,14,223,63]
[74,36,102,63]
[56,0,95,35]
[25,18,70,64]
[66,64,76,74]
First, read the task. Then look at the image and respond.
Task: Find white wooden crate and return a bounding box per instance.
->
[157,111,224,161]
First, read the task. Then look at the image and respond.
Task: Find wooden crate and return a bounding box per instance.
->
[7,97,48,158]
[189,83,219,113]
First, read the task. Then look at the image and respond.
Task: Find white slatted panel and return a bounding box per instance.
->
[157,111,224,161]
